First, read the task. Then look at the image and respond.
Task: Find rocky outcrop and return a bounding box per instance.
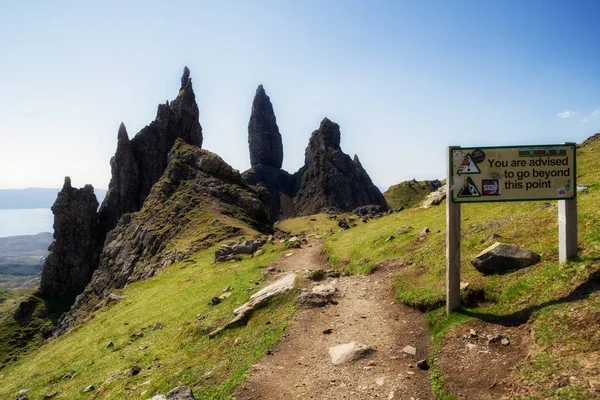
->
[55,142,271,335]
[99,66,203,233]
[292,118,388,215]
[422,184,447,208]
[248,85,283,169]
[40,177,103,299]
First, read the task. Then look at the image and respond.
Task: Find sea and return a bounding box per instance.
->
[0,209,53,238]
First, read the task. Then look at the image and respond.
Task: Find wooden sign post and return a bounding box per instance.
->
[446,144,577,315]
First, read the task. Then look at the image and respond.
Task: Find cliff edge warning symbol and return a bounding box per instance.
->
[457,154,480,174]
[457,176,481,197]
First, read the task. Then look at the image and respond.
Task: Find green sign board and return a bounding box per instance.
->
[449,144,576,203]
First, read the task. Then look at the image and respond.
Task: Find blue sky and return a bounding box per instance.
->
[1,0,599,191]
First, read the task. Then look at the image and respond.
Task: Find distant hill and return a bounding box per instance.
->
[0,232,53,257]
[0,233,52,289]
[0,188,106,209]
[383,179,442,209]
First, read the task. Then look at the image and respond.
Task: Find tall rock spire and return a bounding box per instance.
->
[40,177,103,299]
[248,85,284,168]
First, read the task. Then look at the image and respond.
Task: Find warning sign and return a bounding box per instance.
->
[457,154,481,174]
[457,177,481,197]
[450,144,576,203]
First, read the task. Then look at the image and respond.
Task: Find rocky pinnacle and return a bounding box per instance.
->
[248,85,284,168]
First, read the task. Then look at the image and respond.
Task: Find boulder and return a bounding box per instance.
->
[471,242,540,274]
[328,342,374,365]
[337,218,350,230]
[422,184,447,208]
[297,282,338,307]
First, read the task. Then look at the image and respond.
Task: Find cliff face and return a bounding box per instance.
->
[98,66,203,233]
[40,178,103,299]
[292,118,388,216]
[55,141,271,334]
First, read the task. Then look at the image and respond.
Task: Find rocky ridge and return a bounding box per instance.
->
[40,71,388,335]
[55,142,271,334]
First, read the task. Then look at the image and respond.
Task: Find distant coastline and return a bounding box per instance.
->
[0,188,106,210]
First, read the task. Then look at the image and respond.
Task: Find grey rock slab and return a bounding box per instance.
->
[209,274,296,338]
[402,345,417,355]
[166,385,196,399]
[471,242,540,274]
[329,342,374,365]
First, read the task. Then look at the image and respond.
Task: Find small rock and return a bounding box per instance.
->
[43,392,58,399]
[83,385,95,393]
[130,365,142,376]
[384,235,394,243]
[402,345,416,355]
[106,341,114,349]
[166,385,196,399]
[460,282,469,291]
[208,297,221,306]
[466,343,478,352]
[501,338,510,346]
[469,329,477,337]
[323,328,333,334]
[416,359,429,370]
[375,377,385,386]
[329,342,374,365]
[222,286,233,292]
[337,218,350,230]
[152,322,164,330]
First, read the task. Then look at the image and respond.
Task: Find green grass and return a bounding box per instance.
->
[0,244,296,399]
[383,179,441,209]
[317,135,600,398]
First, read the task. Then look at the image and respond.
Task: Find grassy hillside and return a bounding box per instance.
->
[320,137,600,399]
[0,243,296,399]
[1,136,598,399]
[383,179,442,209]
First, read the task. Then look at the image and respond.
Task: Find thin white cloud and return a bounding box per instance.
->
[556,111,578,118]
[580,117,589,124]
[591,109,600,118]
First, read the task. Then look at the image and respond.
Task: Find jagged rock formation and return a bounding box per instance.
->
[248,85,283,168]
[243,88,386,220]
[243,85,292,221]
[292,118,388,216]
[98,66,202,233]
[97,123,139,232]
[55,141,271,335]
[40,177,103,299]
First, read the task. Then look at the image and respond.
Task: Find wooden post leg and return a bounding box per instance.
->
[558,198,577,263]
[446,147,461,315]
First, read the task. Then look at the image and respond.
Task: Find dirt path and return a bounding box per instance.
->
[236,241,433,399]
